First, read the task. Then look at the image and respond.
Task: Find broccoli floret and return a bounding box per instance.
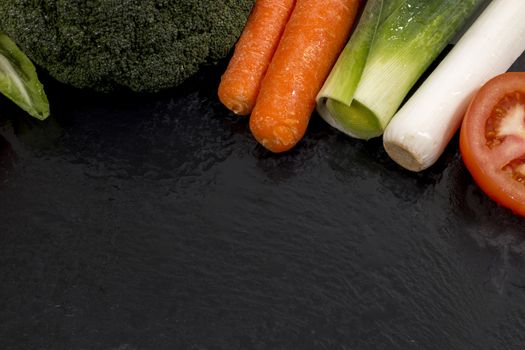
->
[0,0,254,92]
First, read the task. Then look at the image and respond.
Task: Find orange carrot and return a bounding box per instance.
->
[218,0,296,116]
[250,0,361,153]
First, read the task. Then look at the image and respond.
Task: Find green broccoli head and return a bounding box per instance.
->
[0,0,254,92]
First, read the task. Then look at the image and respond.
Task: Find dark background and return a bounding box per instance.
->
[0,52,524,349]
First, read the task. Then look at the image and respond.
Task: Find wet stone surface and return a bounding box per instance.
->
[0,58,525,350]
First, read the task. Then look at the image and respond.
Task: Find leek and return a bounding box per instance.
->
[384,0,525,171]
[0,34,49,120]
[316,0,485,140]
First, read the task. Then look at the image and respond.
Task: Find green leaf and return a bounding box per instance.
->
[0,33,49,120]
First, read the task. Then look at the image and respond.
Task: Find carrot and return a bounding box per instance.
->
[249,0,361,153]
[218,0,296,116]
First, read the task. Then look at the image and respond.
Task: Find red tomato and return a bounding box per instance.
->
[460,72,525,216]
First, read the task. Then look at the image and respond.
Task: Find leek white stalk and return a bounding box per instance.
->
[383,0,525,172]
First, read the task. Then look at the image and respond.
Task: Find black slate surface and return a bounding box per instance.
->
[1,55,525,350]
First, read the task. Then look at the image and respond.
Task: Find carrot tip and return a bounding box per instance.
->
[218,88,251,116]
[273,125,297,147]
[251,121,299,153]
[228,101,251,116]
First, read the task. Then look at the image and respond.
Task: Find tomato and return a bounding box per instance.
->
[460,72,525,216]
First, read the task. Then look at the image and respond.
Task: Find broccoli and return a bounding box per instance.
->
[0,0,255,92]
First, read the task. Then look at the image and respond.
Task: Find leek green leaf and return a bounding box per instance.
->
[317,0,485,140]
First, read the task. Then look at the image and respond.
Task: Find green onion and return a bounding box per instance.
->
[316,0,485,140]
[0,34,49,120]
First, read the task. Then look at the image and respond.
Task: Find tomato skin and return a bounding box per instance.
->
[460,72,525,217]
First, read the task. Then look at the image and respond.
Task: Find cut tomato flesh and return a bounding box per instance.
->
[460,72,525,216]
[490,134,525,171]
[485,92,525,148]
[484,91,525,178]
[503,156,525,183]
